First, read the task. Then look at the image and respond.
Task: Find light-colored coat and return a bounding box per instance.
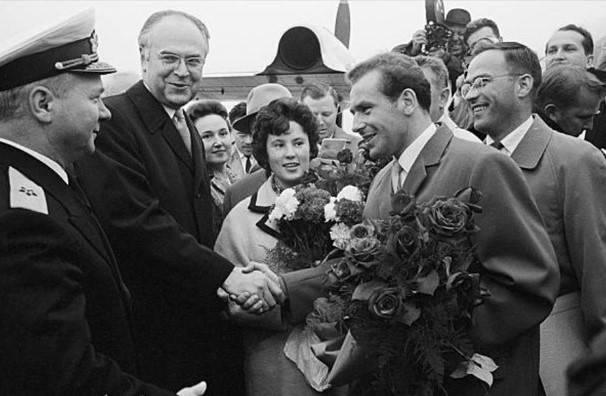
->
[215,179,336,396]
[510,116,606,395]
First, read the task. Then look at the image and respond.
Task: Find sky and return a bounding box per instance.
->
[1,0,605,78]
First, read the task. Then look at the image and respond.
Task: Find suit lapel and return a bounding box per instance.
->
[510,116,552,171]
[401,125,452,197]
[126,81,193,171]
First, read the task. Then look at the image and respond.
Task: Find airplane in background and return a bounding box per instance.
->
[198,0,355,102]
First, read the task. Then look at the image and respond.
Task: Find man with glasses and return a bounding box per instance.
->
[76,10,284,395]
[465,42,606,396]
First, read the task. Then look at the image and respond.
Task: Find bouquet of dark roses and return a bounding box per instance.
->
[296,187,496,395]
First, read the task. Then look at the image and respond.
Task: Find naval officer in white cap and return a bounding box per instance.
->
[0,8,208,396]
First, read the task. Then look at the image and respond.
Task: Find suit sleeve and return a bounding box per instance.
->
[77,105,233,305]
[0,211,175,396]
[469,152,559,347]
[562,148,606,341]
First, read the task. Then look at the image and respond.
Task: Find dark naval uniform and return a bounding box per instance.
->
[0,141,174,395]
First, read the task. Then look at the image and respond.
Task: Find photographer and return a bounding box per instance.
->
[392,8,470,90]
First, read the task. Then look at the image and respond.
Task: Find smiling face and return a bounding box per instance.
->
[266,121,311,187]
[464,50,523,139]
[302,94,338,141]
[545,30,592,69]
[350,70,407,160]
[141,15,208,109]
[50,74,111,164]
[195,114,231,167]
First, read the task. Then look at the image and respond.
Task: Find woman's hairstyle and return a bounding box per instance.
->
[252,97,319,175]
[187,99,230,131]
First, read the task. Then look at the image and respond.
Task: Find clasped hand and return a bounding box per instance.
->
[219,263,284,314]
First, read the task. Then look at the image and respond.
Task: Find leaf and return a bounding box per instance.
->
[396,302,421,326]
[449,353,498,387]
[351,280,386,301]
[414,270,439,295]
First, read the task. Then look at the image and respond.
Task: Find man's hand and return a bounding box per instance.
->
[222,267,284,313]
[410,29,427,55]
[177,380,207,396]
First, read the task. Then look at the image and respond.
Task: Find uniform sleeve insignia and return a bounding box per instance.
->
[8,167,48,214]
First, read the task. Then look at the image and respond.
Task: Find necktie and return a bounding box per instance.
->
[245,155,252,173]
[391,161,407,193]
[173,109,192,155]
[489,141,504,151]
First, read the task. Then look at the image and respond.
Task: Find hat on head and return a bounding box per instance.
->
[0,8,115,92]
[233,83,292,134]
[445,8,471,27]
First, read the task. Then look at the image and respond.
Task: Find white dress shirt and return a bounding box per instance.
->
[485,116,534,156]
[391,123,437,193]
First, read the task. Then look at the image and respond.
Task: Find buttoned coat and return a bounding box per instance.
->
[511,116,606,339]
[75,81,243,394]
[0,142,173,395]
[510,117,606,395]
[283,126,559,396]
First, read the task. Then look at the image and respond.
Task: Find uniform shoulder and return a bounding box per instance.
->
[1,166,49,215]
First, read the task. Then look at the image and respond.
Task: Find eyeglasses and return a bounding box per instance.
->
[461,74,522,96]
[157,53,205,70]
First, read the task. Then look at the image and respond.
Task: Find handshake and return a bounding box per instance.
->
[219,263,285,315]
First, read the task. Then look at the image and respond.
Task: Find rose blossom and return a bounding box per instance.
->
[348,237,381,267]
[368,287,401,319]
[425,198,470,237]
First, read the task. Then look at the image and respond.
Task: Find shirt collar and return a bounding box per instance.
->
[485,116,533,156]
[396,123,437,173]
[0,138,68,184]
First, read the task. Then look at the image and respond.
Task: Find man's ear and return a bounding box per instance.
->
[399,88,418,115]
[439,87,451,111]
[543,103,561,123]
[28,85,55,123]
[516,73,534,99]
[586,54,594,68]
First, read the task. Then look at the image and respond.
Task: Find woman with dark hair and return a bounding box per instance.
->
[214,98,332,396]
[187,99,237,228]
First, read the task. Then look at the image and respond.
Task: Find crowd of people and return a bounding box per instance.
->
[1,5,606,396]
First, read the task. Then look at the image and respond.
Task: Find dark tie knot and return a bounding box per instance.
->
[490,141,504,150]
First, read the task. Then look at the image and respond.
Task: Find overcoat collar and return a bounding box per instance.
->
[510,115,552,170]
[249,178,280,238]
[400,125,452,197]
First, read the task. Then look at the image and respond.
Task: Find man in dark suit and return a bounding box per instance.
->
[76,10,282,394]
[0,9,206,396]
[279,52,559,396]
[465,42,606,395]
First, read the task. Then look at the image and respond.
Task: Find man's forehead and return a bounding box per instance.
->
[467,50,507,77]
[148,16,208,50]
[547,30,585,49]
[303,94,336,108]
